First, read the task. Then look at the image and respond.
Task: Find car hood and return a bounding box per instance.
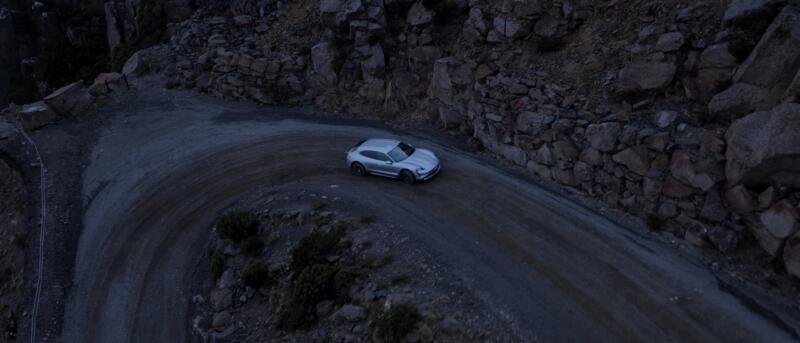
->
[402,149,439,170]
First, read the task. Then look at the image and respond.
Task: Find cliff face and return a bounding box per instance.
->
[0,0,110,106]
[0,7,16,108]
[150,0,800,277]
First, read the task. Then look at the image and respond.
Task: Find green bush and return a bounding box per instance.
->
[279,263,341,330]
[390,273,411,285]
[376,303,421,342]
[359,254,393,269]
[241,258,269,288]
[289,225,346,273]
[359,215,375,224]
[216,209,259,242]
[240,236,265,257]
[209,250,226,280]
[291,264,340,306]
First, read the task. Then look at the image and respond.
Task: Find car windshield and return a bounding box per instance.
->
[387,142,415,162]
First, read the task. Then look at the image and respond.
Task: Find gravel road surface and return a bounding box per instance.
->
[56,85,800,342]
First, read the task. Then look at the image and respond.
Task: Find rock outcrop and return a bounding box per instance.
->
[725,103,800,187]
[11,101,57,130]
[44,81,93,117]
[108,0,800,279]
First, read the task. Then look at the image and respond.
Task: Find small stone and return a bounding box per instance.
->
[725,185,755,214]
[759,187,776,209]
[655,32,685,52]
[210,288,233,311]
[585,122,621,152]
[760,200,799,239]
[212,311,232,329]
[653,111,677,129]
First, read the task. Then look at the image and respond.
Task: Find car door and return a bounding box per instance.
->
[372,151,398,176]
[360,151,394,176]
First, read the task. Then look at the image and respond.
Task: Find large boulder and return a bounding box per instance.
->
[88,73,128,96]
[585,122,621,152]
[670,150,716,191]
[723,0,779,24]
[462,8,487,43]
[760,199,798,239]
[612,146,650,176]
[655,32,685,52]
[725,103,800,187]
[616,62,676,94]
[784,230,800,278]
[493,16,525,39]
[407,1,432,26]
[43,82,93,117]
[311,42,339,87]
[707,83,769,120]
[12,101,57,130]
[516,111,554,135]
[733,6,800,102]
[748,217,784,256]
[429,57,472,106]
[699,44,738,69]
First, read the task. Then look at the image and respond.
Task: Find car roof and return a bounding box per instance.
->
[359,138,401,153]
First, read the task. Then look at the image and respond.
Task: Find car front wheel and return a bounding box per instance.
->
[400,170,416,185]
[351,163,367,176]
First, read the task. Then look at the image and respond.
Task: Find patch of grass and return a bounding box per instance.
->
[216,209,259,243]
[360,254,393,269]
[289,224,347,273]
[359,215,375,224]
[240,236,265,257]
[290,264,340,306]
[313,201,327,211]
[390,273,411,285]
[376,303,421,342]
[241,258,269,288]
[209,249,226,280]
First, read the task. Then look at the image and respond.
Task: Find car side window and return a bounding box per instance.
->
[360,151,390,162]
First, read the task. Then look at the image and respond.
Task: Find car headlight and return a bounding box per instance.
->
[416,167,425,173]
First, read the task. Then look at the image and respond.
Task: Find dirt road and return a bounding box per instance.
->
[55,84,800,342]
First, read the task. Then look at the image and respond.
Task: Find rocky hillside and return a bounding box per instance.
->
[193,193,517,341]
[125,0,800,280]
[4,0,800,284]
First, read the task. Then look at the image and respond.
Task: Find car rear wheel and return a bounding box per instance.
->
[351,163,367,176]
[400,170,416,185]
